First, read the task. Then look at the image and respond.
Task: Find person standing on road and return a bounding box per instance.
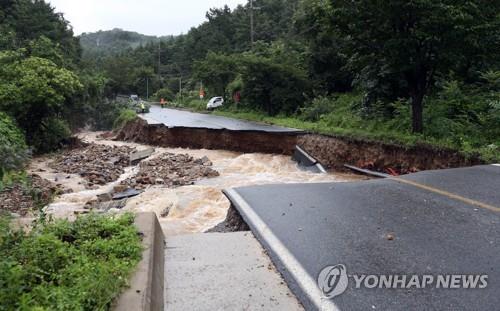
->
[140,102,146,113]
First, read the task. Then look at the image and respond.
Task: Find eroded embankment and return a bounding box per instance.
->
[116,117,299,155]
[297,134,483,173]
[117,117,483,173]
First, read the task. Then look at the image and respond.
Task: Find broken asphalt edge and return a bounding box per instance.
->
[293,145,327,174]
[222,188,339,311]
[343,164,391,178]
[138,111,304,134]
[113,212,165,311]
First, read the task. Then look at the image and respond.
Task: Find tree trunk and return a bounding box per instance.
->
[411,92,424,133]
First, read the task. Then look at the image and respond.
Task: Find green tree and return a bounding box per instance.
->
[0,112,29,180]
[307,0,499,133]
[154,88,175,101]
[193,52,239,97]
[0,51,82,151]
[0,0,81,66]
[240,54,309,115]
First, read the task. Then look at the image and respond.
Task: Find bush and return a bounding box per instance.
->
[0,213,142,310]
[154,88,175,102]
[0,112,29,181]
[113,109,137,130]
[226,75,243,105]
[240,56,310,115]
[31,118,71,154]
[88,99,130,131]
[299,96,337,122]
[299,94,364,125]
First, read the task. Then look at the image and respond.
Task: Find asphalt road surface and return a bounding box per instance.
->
[224,165,500,311]
[140,106,302,133]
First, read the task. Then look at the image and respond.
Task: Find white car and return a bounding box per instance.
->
[207,96,224,110]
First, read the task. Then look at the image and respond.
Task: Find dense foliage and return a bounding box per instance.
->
[0,112,29,181]
[1,0,499,160]
[113,109,138,130]
[0,213,142,310]
[0,0,131,156]
[80,0,498,159]
[0,51,82,151]
[301,0,499,133]
[0,0,80,67]
[80,28,168,59]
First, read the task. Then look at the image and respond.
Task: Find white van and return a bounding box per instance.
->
[207,97,224,110]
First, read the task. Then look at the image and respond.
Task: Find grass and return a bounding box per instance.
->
[215,109,498,163]
[113,109,137,130]
[214,109,431,144]
[0,212,142,310]
[0,170,28,192]
[171,93,500,162]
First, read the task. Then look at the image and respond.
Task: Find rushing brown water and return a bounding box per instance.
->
[31,132,363,235]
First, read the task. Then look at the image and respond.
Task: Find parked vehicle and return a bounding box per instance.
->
[207,96,224,110]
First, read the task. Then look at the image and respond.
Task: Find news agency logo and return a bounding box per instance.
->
[318,264,488,300]
[318,264,349,299]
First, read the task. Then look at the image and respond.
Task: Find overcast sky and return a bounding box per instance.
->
[47,0,248,36]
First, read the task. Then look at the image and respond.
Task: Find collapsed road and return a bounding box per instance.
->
[6,106,496,310]
[119,105,482,174]
[142,106,303,133]
[15,129,361,310]
[117,107,497,310]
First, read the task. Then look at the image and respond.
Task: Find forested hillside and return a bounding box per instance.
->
[1,0,79,160]
[0,0,124,183]
[79,28,173,58]
[80,0,499,161]
[1,0,499,185]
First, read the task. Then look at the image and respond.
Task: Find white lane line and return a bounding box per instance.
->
[224,189,340,311]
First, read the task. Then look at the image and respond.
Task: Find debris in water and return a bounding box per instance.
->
[0,175,63,216]
[129,147,155,165]
[160,203,173,217]
[85,198,129,211]
[120,152,219,190]
[112,189,143,200]
[49,144,138,187]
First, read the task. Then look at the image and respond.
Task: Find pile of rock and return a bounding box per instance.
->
[49,144,136,186]
[120,153,219,189]
[0,175,63,216]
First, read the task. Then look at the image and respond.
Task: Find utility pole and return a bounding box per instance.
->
[250,0,254,45]
[158,40,161,88]
[146,77,149,100]
[179,77,182,102]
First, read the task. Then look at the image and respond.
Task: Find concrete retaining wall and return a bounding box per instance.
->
[113,212,165,311]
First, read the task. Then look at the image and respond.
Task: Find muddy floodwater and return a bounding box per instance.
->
[30,132,363,236]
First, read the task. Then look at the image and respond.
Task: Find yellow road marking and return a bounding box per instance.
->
[391,177,500,213]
